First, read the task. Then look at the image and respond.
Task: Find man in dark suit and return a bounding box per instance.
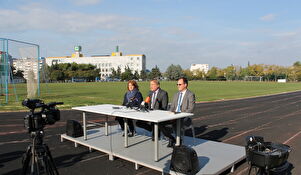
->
[148,79,168,111]
[136,79,168,140]
[160,77,195,147]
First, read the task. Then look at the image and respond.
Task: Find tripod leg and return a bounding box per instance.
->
[256,168,267,175]
[43,156,52,175]
[247,165,252,175]
[22,145,32,175]
[44,144,59,175]
[31,145,42,175]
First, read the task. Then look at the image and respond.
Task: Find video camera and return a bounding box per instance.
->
[22,99,64,133]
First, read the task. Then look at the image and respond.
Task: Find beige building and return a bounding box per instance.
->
[45,46,146,79]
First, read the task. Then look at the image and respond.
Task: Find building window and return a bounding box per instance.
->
[137,57,139,60]
[130,57,133,60]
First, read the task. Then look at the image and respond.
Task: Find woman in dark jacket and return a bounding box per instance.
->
[116,80,143,137]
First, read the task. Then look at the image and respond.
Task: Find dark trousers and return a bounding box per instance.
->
[115,117,135,133]
[159,120,176,142]
[136,121,160,138]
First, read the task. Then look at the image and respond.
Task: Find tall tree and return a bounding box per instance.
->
[165,64,183,80]
[182,69,194,80]
[248,64,264,77]
[224,65,236,80]
[121,66,133,81]
[133,70,139,80]
[149,65,162,79]
[111,68,117,78]
[116,66,121,79]
[207,67,218,80]
[194,70,206,80]
[139,70,147,81]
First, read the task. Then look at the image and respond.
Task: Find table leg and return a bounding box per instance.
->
[83,112,87,140]
[154,123,159,161]
[124,119,128,148]
[176,119,181,146]
[105,116,108,136]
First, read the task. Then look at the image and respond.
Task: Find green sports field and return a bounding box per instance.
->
[1,81,300,111]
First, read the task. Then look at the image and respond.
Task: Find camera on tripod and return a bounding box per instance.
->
[22,99,63,175]
[22,98,63,132]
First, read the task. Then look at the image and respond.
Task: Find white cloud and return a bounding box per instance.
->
[260,14,276,21]
[69,0,103,6]
[272,32,298,37]
[0,3,137,33]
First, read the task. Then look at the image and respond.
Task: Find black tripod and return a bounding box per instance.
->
[22,130,59,175]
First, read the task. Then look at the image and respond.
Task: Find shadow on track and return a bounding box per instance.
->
[197,127,229,142]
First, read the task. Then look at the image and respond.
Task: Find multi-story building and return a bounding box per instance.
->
[190,64,209,75]
[12,57,45,80]
[45,46,146,79]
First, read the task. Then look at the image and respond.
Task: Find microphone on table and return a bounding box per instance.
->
[139,96,150,112]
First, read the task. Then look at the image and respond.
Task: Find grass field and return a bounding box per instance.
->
[1,81,301,111]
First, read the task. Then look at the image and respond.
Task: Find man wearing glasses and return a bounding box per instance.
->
[160,77,196,147]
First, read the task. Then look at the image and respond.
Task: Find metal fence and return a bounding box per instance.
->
[0,38,40,105]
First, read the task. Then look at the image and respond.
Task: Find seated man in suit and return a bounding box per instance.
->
[136,79,168,141]
[159,77,195,147]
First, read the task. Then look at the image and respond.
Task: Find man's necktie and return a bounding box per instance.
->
[176,92,183,112]
[151,91,156,109]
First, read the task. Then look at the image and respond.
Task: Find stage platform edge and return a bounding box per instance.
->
[60,125,246,175]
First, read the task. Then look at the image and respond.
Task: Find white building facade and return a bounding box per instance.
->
[45,47,146,79]
[190,64,209,75]
[12,57,45,80]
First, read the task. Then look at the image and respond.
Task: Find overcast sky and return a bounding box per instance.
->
[1,0,301,71]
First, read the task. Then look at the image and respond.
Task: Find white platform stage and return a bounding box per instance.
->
[61,125,246,175]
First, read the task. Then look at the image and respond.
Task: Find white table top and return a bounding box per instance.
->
[72,104,194,123]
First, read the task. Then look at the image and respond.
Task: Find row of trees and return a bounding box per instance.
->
[186,62,301,81]
[165,62,301,81]
[46,63,100,81]
[40,61,301,82]
[114,61,301,82]
[110,66,161,81]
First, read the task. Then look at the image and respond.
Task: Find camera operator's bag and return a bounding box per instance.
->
[66,120,83,138]
[170,145,200,175]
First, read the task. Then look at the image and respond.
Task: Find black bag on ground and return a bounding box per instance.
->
[66,120,83,138]
[170,145,200,175]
